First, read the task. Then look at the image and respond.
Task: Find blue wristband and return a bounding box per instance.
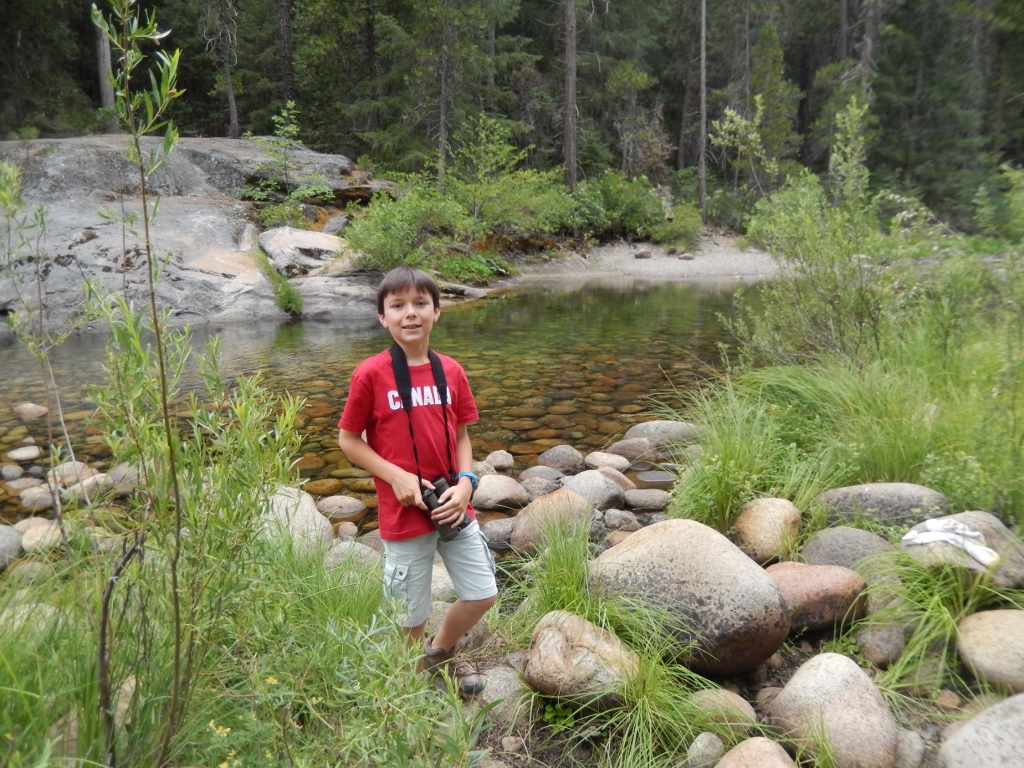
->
[455,471,478,489]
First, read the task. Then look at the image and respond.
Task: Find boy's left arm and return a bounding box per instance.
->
[433,423,476,525]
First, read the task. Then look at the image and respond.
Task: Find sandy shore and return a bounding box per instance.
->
[501,230,778,292]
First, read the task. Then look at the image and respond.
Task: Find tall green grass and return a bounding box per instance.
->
[667,317,1024,533]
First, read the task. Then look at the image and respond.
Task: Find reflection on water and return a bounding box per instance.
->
[0,278,746,520]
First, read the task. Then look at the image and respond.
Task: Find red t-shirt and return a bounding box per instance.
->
[338,348,479,541]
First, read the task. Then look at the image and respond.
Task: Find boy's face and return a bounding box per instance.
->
[378,286,440,347]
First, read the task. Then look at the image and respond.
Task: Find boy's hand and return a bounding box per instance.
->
[431,476,473,527]
[389,469,430,510]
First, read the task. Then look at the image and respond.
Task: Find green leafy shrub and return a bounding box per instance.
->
[567,179,611,234]
[595,171,665,238]
[448,115,574,238]
[429,252,513,284]
[345,183,473,271]
[651,203,702,249]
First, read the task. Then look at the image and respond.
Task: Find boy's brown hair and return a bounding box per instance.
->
[376,266,441,314]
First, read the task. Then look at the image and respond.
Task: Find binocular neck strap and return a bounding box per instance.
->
[388,343,456,488]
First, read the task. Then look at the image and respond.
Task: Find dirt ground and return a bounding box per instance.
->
[504,229,778,290]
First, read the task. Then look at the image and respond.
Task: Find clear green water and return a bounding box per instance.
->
[0,279,743,520]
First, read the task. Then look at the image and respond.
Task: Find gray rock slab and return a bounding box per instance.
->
[0,136,384,328]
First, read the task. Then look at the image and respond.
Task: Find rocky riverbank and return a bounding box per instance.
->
[2,415,1023,767]
[0,135,776,330]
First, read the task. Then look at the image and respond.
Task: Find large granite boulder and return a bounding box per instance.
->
[509,489,592,553]
[0,525,22,570]
[258,227,359,277]
[472,474,531,511]
[259,485,333,552]
[522,611,639,709]
[902,511,1024,589]
[0,135,384,327]
[588,519,790,675]
[716,737,797,768]
[765,653,899,768]
[802,526,894,572]
[731,498,802,564]
[561,470,625,511]
[623,420,703,447]
[938,693,1024,768]
[957,610,1024,693]
[820,483,947,526]
[536,445,586,473]
[765,561,867,632]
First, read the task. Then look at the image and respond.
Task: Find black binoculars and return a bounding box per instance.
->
[421,476,470,541]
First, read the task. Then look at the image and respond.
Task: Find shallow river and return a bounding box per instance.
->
[0,277,744,521]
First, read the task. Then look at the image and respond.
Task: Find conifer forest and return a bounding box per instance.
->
[3,0,1024,230]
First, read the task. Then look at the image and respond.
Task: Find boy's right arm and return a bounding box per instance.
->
[338,429,427,509]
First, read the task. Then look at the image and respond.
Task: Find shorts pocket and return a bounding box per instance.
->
[383,562,410,603]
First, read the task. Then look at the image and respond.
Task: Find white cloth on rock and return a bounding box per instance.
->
[901,518,1000,567]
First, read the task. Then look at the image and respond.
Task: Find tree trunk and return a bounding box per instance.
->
[969,0,991,123]
[698,0,707,221]
[744,0,751,107]
[363,0,381,131]
[563,0,578,191]
[277,0,295,101]
[222,54,240,138]
[839,0,849,59]
[486,2,497,109]
[95,20,117,132]
[856,0,884,97]
[437,3,453,188]
[677,30,696,169]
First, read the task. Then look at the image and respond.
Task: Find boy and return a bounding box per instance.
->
[338,266,497,696]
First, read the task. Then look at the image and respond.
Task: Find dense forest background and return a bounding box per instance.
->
[2,0,1023,230]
